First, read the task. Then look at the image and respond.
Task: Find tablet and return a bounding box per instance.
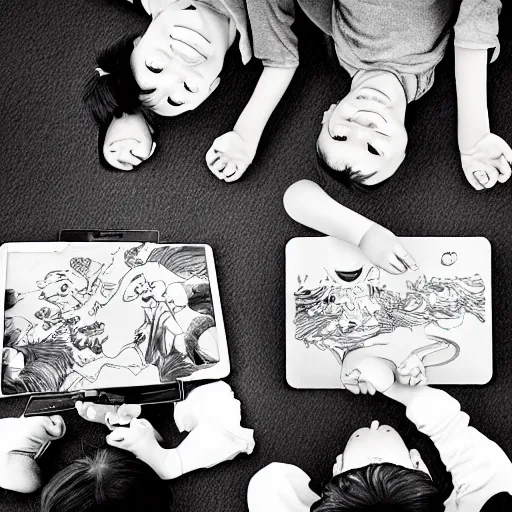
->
[286,236,492,388]
[1,242,229,397]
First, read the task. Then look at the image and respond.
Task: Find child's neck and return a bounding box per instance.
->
[351,70,407,119]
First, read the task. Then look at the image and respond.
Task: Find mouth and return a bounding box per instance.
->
[169,26,210,64]
[355,88,391,107]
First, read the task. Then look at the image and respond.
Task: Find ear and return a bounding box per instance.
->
[36,280,45,289]
[322,104,337,124]
[209,77,221,96]
[332,454,343,476]
[409,449,431,476]
[133,36,142,49]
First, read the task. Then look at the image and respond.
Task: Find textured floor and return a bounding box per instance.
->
[1,2,511,510]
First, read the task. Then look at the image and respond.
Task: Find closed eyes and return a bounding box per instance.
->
[184,82,198,93]
[167,97,184,107]
[367,144,381,156]
[146,64,162,74]
[333,135,347,142]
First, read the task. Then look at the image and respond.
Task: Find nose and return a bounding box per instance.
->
[370,420,380,430]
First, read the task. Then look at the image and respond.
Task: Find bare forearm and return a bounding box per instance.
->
[283,180,375,245]
[234,66,296,145]
[455,46,490,152]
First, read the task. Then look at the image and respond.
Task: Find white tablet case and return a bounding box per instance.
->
[1,242,229,397]
[286,237,492,388]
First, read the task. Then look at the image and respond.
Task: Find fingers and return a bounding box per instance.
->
[223,161,239,182]
[388,254,406,274]
[481,165,499,189]
[496,155,511,183]
[205,144,219,167]
[494,135,512,162]
[467,170,485,190]
[75,401,117,426]
[45,415,66,439]
[106,404,142,429]
[393,244,418,271]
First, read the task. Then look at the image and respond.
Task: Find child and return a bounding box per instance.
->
[1,381,254,506]
[283,179,418,274]
[277,0,510,190]
[247,356,512,511]
[84,0,298,180]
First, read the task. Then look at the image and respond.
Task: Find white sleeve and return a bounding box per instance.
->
[403,387,512,511]
[170,382,255,476]
[248,463,320,512]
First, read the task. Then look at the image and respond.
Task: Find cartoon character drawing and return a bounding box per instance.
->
[123,272,219,382]
[294,267,485,371]
[2,244,221,394]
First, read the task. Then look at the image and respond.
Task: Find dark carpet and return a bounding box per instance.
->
[1,2,511,511]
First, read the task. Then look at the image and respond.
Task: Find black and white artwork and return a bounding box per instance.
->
[286,237,492,388]
[1,242,228,396]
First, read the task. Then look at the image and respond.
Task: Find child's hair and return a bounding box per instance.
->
[40,447,172,512]
[315,142,389,194]
[83,33,155,127]
[83,34,159,171]
[480,492,512,511]
[311,463,443,511]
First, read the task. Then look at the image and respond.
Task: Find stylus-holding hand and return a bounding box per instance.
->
[460,133,512,190]
[206,131,256,182]
[342,357,396,395]
[359,224,418,275]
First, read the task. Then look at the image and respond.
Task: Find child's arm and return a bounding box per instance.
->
[344,357,512,511]
[247,462,320,512]
[206,0,299,182]
[106,382,254,479]
[283,180,418,274]
[0,415,66,493]
[206,66,296,182]
[454,0,511,190]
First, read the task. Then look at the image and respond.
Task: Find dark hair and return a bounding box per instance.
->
[83,33,156,127]
[480,492,512,512]
[40,447,172,512]
[311,463,443,511]
[83,34,159,171]
[316,142,391,193]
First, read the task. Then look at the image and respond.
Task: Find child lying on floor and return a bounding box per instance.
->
[0,381,254,510]
[84,0,297,181]
[248,357,512,511]
[275,0,510,191]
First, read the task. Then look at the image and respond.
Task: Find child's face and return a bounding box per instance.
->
[333,420,429,475]
[103,113,156,171]
[316,73,408,185]
[131,2,231,116]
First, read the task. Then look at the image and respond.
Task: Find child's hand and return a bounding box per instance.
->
[205,131,256,182]
[397,353,428,386]
[0,415,66,456]
[342,357,396,395]
[76,401,142,430]
[106,418,167,477]
[460,134,512,190]
[359,224,418,275]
